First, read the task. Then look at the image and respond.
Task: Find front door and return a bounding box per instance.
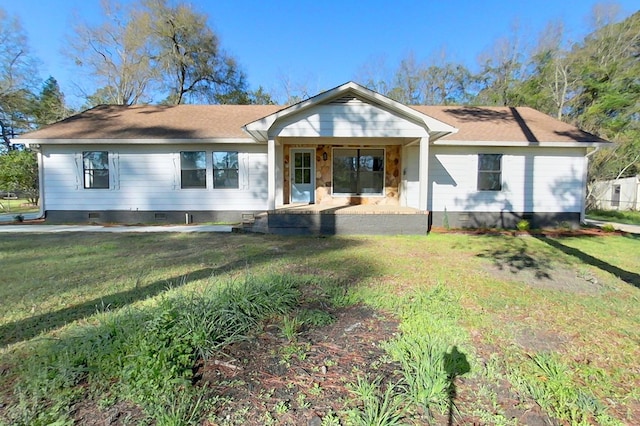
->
[290,149,315,203]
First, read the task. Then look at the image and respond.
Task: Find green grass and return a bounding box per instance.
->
[587,209,640,225]
[0,198,38,215]
[1,232,639,425]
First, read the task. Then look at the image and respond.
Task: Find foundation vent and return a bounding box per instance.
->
[88,212,101,219]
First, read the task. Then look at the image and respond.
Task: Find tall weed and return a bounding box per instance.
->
[510,352,620,425]
[5,273,306,425]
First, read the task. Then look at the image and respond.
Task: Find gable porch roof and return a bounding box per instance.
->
[242,81,458,142]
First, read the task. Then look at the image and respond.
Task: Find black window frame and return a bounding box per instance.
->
[212,151,239,189]
[477,153,503,191]
[180,151,207,189]
[83,151,110,189]
[332,148,385,196]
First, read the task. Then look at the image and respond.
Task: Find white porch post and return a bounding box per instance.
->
[267,138,276,211]
[418,136,430,211]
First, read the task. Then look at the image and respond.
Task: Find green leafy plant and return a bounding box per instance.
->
[516,219,530,231]
[601,223,616,232]
[297,308,335,327]
[510,353,616,425]
[348,375,406,426]
[321,410,341,426]
[281,314,303,341]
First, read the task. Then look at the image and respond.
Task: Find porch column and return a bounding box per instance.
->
[268,138,276,211]
[418,136,430,211]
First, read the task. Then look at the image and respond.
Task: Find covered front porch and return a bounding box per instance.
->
[245,204,431,235]
[242,82,458,234]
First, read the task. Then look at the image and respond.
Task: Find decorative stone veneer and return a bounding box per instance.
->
[283,144,401,206]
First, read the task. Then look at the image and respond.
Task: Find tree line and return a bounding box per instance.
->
[0,1,637,206]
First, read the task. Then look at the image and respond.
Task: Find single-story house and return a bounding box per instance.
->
[591,175,640,211]
[17,81,609,234]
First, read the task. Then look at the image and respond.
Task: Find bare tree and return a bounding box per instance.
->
[0,7,38,149]
[142,0,247,104]
[69,0,156,106]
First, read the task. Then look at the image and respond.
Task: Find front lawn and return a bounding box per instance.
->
[0,232,638,425]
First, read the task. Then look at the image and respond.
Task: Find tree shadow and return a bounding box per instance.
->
[533,235,640,289]
[476,236,553,279]
[443,346,471,426]
[0,235,369,347]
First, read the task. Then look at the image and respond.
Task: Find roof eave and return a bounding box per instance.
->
[432,139,611,148]
[15,137,258,145]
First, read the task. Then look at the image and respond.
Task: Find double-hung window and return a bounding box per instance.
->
[477,154,502,191]
[180,151,207,188]
[213,151,239,188]
[83,151,109,189]
[332,148,384,195]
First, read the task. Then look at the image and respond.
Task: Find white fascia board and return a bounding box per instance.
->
[243,81,459,141]
[16,137,258,145]
[432,139,610,148]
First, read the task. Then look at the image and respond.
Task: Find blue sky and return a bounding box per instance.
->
[1,0,638,106]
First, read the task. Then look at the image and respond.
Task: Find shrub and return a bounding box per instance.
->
[516,219,530,232]
[601,223,616,233]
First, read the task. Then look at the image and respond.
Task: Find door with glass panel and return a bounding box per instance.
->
[290,149,315,203]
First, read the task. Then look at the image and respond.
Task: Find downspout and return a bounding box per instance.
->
[582,147,600,224]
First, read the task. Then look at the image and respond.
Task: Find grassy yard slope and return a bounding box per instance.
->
[587,209,640,225]
[0,232,638,425]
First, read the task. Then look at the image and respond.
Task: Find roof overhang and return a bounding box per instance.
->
[242,81,458,142]
[14,137,256,146]
[432,139,611,148]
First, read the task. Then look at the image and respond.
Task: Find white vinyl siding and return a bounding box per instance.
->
[41,144,268,211]
[428,146,586,213]
[270,103,429,138]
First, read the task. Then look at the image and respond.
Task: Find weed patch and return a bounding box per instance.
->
[3,274,307,425]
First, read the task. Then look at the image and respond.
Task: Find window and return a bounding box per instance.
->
[213,151,239,188]
[83,151,109,189]
[180,151,206,188]
[611,185,621,207]
[477,154,502,191]
[332,148,384,195]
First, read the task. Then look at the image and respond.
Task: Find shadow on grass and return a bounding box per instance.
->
[0,236,371,348]
[476,236,553,279]
[534,235,640,289]
[1,266,209,347]
[444,346,470,426]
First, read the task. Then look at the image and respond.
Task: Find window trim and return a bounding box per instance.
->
[477,153,503,191]
[331,148,385,196]
[180,151,207,189]
[82,151,110,189]
[212,151,239,189]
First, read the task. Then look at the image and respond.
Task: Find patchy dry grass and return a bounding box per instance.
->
[0,232,638,425]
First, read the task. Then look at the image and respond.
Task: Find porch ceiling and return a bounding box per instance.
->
[275,136,419,146]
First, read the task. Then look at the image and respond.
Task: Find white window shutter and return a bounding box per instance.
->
[111,152,120,190]
[74,152,83,190]
[172,152,180,190]
[241,152,249,190]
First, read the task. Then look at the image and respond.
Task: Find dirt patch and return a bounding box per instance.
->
[482,262,607,294]
[200,304,400,425]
